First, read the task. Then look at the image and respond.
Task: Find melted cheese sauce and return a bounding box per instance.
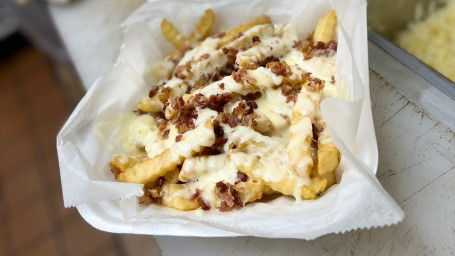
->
[126,23,338,207]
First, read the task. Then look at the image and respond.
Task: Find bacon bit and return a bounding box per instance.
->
[216,32,226,38]
[175,134,182,142]
[214,124,224,137]
[230,187,242,206]
[330,75,336,84]
[190,189,201,200]
[193,93,232,112]
[218,201,231,212]
[232,68,257,85]
[235,172,248,184]
[267,61,291,76]
[232,101,246,116]
[252,36,261,44]
[197,197,211,211]
[280,83,299,103]
[175,112,197,134]
[219,83,225,89]
[215,181,243,211]
[217,98,258,129]
[246,101,258,110]
[201,53,210,59]
[258,55,280,67]
[214,137,228,148]
[222,193,235,207]
[308,77,325,90]
[315,41,326,49]
[222,47,239,62]
[215,181,228,194]
[244,91,262,101]
[149,87,159,98]
[191,189,210,210]
[227,116,238,128]
[292,40,300,48]
[327,40,337,52]
[232,70,242,83]
[174,65,188,79]
[161,129,170,138]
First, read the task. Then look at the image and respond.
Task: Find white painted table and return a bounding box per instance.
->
[50,3,455,255]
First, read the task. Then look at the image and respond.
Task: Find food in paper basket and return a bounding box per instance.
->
[109,9,341,212]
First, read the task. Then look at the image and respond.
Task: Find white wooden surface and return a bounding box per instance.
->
[49,2,455,255]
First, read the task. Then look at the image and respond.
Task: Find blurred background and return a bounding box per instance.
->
[0,0,161,255]
[0,0,453,255]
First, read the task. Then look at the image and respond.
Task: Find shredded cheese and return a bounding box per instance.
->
[396,0,455,82]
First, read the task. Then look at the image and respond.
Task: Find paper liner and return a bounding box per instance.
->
[57,0,404,239]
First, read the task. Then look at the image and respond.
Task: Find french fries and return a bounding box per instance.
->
[189,9,215,42]
[109,10,341,212]
[287,81,321,178]
[217,15,272,48]
[313,10,337,45]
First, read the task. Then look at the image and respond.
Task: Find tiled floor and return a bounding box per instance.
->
[0,34,161,256]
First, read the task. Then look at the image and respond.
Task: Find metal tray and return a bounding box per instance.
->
[367,0,455,131]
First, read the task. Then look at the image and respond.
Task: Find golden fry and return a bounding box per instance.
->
[314,114,341,175]
[161,18,189,49]
[137,95,163,114]
[189,9,215,42]
[287,82,321,177]
[117,148,182,184]
[318,142,340,175]
[161,184,199,211]
[164,169,180,184]
[217,15,271,48]
[109,156,148,179]
[235,155,326,200]
[235,179,264,204]
[313,10,337,45]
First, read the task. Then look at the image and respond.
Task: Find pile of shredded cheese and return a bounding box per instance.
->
[396,0,455,82]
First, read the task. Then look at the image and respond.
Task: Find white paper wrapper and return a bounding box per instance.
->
[57,0,404,239]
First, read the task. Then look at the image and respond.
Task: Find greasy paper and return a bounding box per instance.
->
[57,0,404,239]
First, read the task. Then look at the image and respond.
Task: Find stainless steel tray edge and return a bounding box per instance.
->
[368,30,455,132]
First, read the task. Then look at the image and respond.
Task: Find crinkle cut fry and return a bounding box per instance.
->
[161,18,189,50]
[117,148,181,184]
[142,16,274,115]
[235,155,326,200]
[217,15,272,48]
[188,9,215,42]
[161,184,200,211]
[313,10,340,178]
[313,10,337,45]
[287,82,322,178]
[117,120,215,184]
[109,156,148,180]
[234,179,264,204]
[315,113,340,176]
